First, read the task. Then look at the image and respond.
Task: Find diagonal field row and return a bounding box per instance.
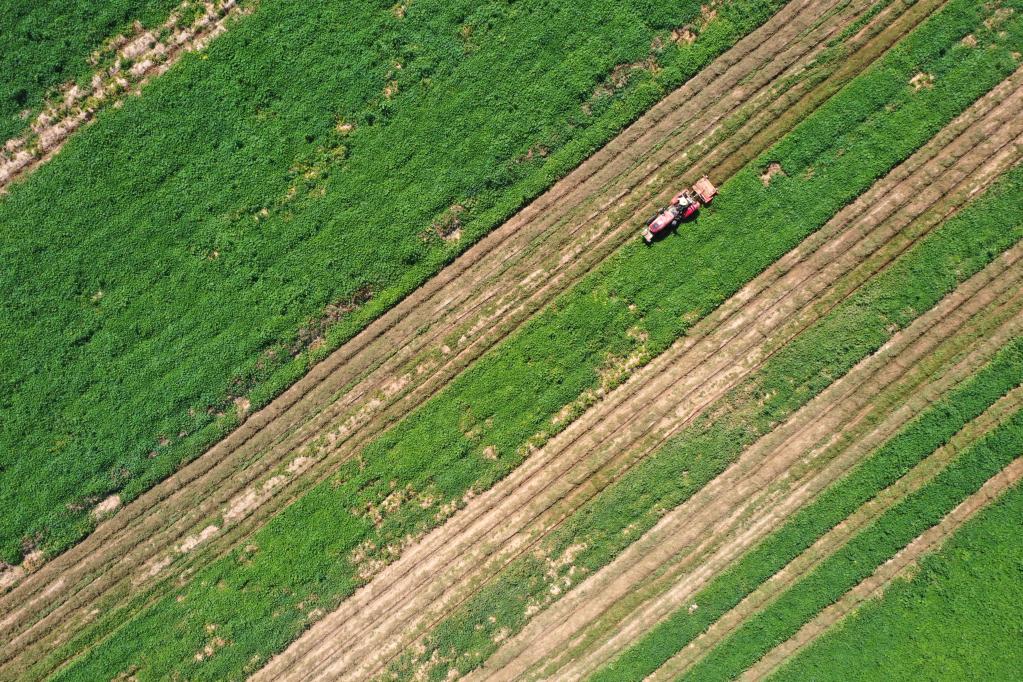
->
[257,58,1023,680]
[469,246,1023,682]
[742,456,1023,681]
[641,385,1023,681]
[0,0,918,675]
[473,90,1023,680]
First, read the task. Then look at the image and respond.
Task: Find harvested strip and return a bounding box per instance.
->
[742,456,1023,681]
[472,249,1023,682]
[275,66,1023,682]
[646,385,1023,680]
[0,0,251,191]
[0,0,889,669]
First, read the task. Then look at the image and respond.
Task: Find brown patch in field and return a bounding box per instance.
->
[234,396,251,418]
[672,26,698,45]
[516,144,550,164]
[391,3,407,19]
[335,120,355,134]
[194,624,228,662]
[178,524,219,554]
[91,494,122,520]
[432,203,466,240]
[482,445,499,460]
[984,7,1014,31]
[910,72,934,91]
[961,34,978,48]
[760,161,786,186]
[383,80,398,99]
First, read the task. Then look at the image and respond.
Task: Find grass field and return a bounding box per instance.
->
[4,0,1023,679]
[771,482,1023,681]
[37,1,1023,678]
[0,0,784,564]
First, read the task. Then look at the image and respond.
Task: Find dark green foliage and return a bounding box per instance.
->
[0,0,182,140]
[0,0,784,563]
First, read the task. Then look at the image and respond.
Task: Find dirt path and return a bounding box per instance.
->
[644,386,1023,681]
[257,47,1023,682]
[472,252,1023,682]
[0,0,907,675]
[0,0,251,192]
[740,455,1023,681]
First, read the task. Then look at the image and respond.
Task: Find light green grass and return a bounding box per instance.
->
[44,1,1023,679]
[770,482,1023,682]
[0,0,786,563]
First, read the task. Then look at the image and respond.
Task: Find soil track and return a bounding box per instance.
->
[469,251,1023,682]
[0,0,914,676]
[643,386,1023,681]
[258,55,1023,682]
[740,455,1023,681]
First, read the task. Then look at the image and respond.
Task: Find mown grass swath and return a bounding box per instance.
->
[0,0,182,141]
[596,332,1023,681]
[49,2,1023,678]
[396,127,1023,679]
[0,0,787,563]
[771,483,1023,682]
[683,411,1023,681]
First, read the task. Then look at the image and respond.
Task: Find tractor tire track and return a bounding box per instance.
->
[640,385,1023,681]
[0,0,900,673]
[260,54,1022,682]
[475,249,1023,682]
[740,455,1023,681]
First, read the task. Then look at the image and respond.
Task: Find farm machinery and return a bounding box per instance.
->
[642,176,717,244]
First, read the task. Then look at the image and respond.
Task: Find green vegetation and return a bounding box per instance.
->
[685,411,1023,681]
[0,0,182,140]
[0,0,787,563]
[48,2,1023,679]
[771,483,1023,682]
[597,335,1023,681]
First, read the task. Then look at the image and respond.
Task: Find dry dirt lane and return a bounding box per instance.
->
[740,455,1023,681]
[0,0,901,674]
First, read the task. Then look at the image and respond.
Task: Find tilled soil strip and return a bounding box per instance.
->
[0,0,893,666]
[740,455,1023,681]
[252,71,1021,681]
[642,386,1023,681]
[471,253,1023,682]
[0,0,250,191]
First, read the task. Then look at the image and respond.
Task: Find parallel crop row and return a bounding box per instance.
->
[598,331,1023,680]
[771,482,1023,681]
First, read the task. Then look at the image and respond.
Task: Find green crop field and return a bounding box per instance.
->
[3,0,1022,679]
[0,0,783,564]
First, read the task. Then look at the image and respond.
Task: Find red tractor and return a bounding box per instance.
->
[642,177,717,244]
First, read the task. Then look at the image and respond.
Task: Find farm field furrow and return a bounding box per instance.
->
[746,458,1023,680]
[2,0,794,566]
[768,481,1023,681]
[263,61,1023,681]
[0,0,887,666]
[639,382,1023,680]
[591,330,1023,682]
[465,223,1023,682]
[678,411,1023,681]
